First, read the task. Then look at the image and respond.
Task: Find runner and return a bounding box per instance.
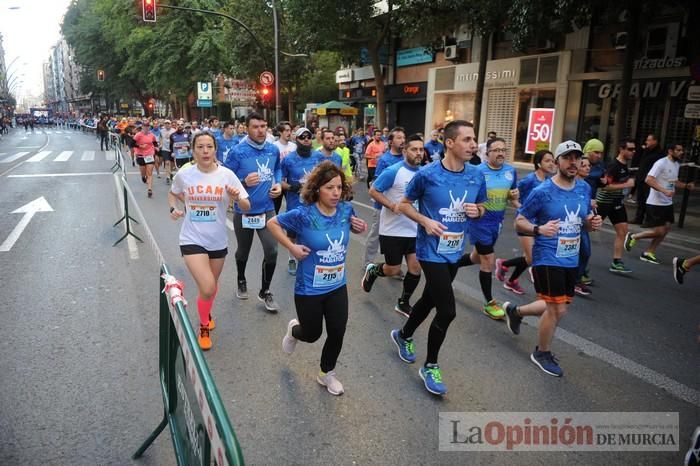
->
[363,134,424,317]
[216,121,238,164]
[503,140,602,377]
[159,120,175,184]
[624,143,695,264]
[495,149,555,294]
[364,129,387,188]
[168,132,250,350]
[133,121,158,198]
[268,160,367,395]
[281,127,319,275]
[457,137,519,320]
[574,156,594,296]
[150,119,162,178]
[596,138,636,274]
[579,138,607,287]
[389,120,486,396]
[223,112,283,312]
[315,129,344,168]
[674,255,700,285]
[171,122,193,169]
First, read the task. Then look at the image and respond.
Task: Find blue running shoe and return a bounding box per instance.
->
[530,347,563,377]
[419,365,447,395]
[390,329,416,363]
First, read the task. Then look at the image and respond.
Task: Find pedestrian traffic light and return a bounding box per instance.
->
[142,0,156,22]
[261,87,270,98]
[97,69,105,81]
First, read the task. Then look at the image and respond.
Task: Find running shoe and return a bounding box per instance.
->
[503,301,522,335]
[141,175,147,184]
[673,257,687,285]
[419,365,447,395]
[623,232,636,252]
[156,172,161,178]
[166,177,171,185]
[580,274,594,286]
[390,329,416,363]
[574,283,592,296]
[258,290,279,313]
[361,263,379,292]
[528,267,534,283]
[640,251,660,264]
[236,279,249,300]
[394,299,412,318]
[317,370,344,395]
[503,279,525,295]
[483,300,505,320]
[495,258,508,282]
[609,261,632,274]
[287,258,297,276]
[208,314,216,330]
[198,325,212,351]
[684,426,700,466]
[530,347,563,377]
[147,189,152,198]
[282,319,299,354]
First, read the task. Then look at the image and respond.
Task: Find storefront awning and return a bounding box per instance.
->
[315,100,359,116]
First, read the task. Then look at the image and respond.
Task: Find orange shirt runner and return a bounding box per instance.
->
[364,140,386,168]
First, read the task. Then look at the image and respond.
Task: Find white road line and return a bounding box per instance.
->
[0,152,29,163]
[27,151,52,162]
[349,232,700,407]
[113,174,139,260]
[54,151,73,162]
[81,150,95,161]
[351,199,375,210]
[8,172,113,178]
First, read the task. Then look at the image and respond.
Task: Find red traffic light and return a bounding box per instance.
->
[261,88,270,96]
[97,69,105,81]
[142,0,156,22]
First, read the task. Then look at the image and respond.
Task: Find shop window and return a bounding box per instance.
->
[666,99,696,149]
[431,92,474,129]
[578,82,605,144]
[513,89,556,163]
[435,67,455,91]
[538,56,559,83]
[519,58,538,85]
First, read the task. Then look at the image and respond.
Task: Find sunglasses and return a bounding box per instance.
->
[297,134,312,140]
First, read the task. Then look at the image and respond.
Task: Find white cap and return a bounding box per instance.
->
[555,140,583,159]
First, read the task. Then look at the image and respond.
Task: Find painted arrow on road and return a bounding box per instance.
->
[0,197,54,252]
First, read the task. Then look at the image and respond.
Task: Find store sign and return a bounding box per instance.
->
[226,88,257,103]
[597,80,691,99]
[688,86,700,102]
[397,47,434,67]
[526,108,555,154]
[336,69,353,83]
[684,104,700,119]
[633,56,687,70]
[457,69,517,82]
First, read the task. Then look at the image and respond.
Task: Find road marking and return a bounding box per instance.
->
[351,199,374,211]
[0,197,54,252]
[8,172,113,178]
[81,150,95,161]
[0,152,29,163]
[349,232,700,407]
[113,174,139,260]
[54,151,73,162]
[27,151,53,162]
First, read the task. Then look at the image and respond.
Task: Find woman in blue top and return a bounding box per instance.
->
[267,161,367,396]
[496,149,556,293]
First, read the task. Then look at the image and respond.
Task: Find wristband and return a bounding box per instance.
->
[533,225,539,235]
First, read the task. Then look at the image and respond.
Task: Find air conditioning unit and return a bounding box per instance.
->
[444,45,458,60]
[614,32,628,50]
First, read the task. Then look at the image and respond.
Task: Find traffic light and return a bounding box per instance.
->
[261,87,270,98]
[97,69,105,81]
[142,0,156,22]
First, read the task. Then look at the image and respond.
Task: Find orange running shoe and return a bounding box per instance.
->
[198,326,212,350]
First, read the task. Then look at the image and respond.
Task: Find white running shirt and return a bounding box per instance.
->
[646,157,679,206]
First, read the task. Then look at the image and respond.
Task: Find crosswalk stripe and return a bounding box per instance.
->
[27,151,53,162]
[54,151,73,162]
[81,150,95,161]
[0,152,29,163]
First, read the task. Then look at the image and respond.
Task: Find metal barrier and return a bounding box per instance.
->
[133,265,245,465]
[112,137,142,246]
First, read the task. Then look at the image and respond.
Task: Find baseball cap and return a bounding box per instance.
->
[583,138,604,154]
[164,119,171,124]
[555,140,583,159]
[295,127,312,138]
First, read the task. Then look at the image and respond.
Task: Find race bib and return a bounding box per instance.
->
[143,155,154,164]
[189,204,216,222]
[312,264,345,288]
[437,231,464,254]
[242,213,266,229]
[176,148,189,157]
[556,236,580,258]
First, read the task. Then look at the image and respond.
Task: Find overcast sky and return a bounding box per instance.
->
[1,0,73,99]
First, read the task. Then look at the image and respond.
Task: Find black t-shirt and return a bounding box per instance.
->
[596,158,630,204]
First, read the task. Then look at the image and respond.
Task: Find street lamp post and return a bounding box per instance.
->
[272,0,280,124]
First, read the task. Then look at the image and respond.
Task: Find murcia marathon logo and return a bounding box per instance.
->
[316,232,346,264]
[559,204,583,234]
[256,158,273,182]
[438,190,468,223]
[299,167,311,185]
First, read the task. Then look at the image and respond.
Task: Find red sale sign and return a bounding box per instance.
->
[526,108,555,154]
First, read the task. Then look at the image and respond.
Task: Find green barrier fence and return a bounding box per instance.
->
[133,264,245,465]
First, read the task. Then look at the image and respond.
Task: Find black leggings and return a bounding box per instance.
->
[293,286,348,373]
[401,261,459,365]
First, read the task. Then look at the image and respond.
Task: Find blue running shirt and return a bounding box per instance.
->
[477,163,517,223]
[224,139,281,215]
[517,178,592,268]
[216,135,238,163]
[276,202,355,295]
[281,151,321,211]
[313,150,343,168]
[404,161,487,263]
[517,171,547,205]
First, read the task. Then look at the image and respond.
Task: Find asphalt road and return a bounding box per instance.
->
[1,127,698,465]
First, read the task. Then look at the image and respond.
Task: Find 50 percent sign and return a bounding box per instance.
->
[0,197,54,252]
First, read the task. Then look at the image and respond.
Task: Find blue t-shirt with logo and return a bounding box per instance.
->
[216,135,238,163]
[281,151,322,211]
[517,178,592,268]
[424,140,444,161]
[372,151,404,208]
[313,150,343,168]
[276,202,355,296]
[517,171,547,205]
[224,138,281,214]
[404,161,487,263]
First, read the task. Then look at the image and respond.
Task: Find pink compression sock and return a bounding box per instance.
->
[197,294,215,327]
